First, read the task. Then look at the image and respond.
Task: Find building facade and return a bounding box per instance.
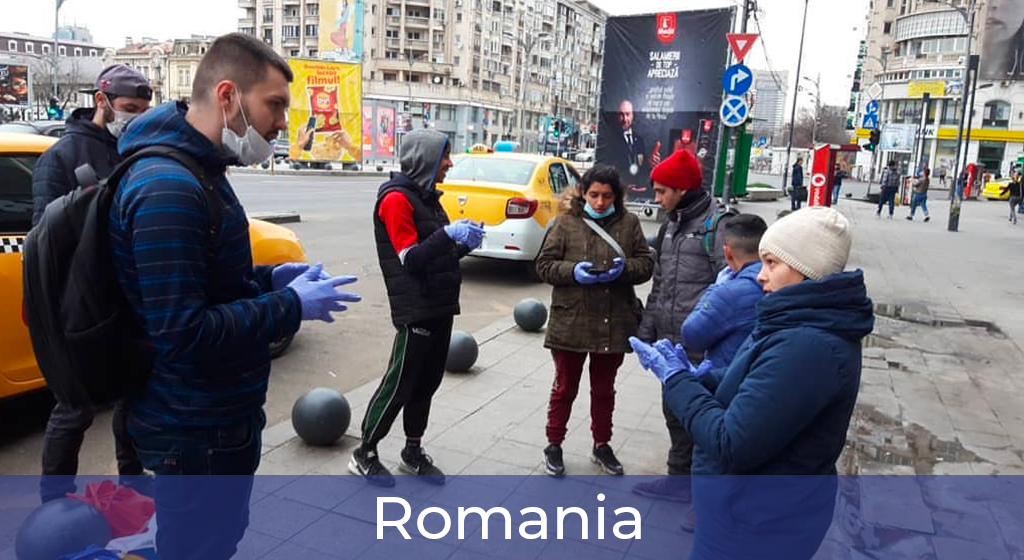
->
[0,31,106,117]
[860,0,1024,180]
[239,0,322,59]
[238,0,605,154]
[166,36,215,103]
[103,39,173,104]
[751,69,788,144]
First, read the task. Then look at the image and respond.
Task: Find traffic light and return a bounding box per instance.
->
[46,98,63,120]
[552,118,563,137]
[863,128,880,151]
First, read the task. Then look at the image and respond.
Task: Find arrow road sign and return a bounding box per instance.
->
[722,63,753,96]
[727,33,759,63]
[862,113,879,129]
[720,95,749,128]
[865,100,879,114]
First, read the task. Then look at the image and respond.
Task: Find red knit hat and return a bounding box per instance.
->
[650,149,703,191]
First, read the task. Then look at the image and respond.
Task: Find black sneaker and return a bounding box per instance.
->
[924,216,930,222]
[591,443,624,475]
[544,444,565,477]
[906,216,913,221]
[632,476,692,502]
[348,446,396,487]
[400,447,446,485]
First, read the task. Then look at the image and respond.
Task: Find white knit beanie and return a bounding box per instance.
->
[758,207,852,281]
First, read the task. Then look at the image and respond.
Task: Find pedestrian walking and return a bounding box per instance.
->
[108,33,361,560]
[1001,171,1022,225]
[630,206,874,560]
[791,157,805,211]
[534,165,654,476]
[938,166,947,188]
[876,160,900,218]
[350,129,484,487]
[907,167,931,222]
[831,163,847,205]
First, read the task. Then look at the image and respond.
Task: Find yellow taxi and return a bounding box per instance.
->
[439,145,582,264]
[981,178,1012,200]
[0,132,307,400]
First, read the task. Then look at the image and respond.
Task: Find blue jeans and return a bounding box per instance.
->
[910,193,929,216]
[130,411,264,560]
[877,187,898,215]
[791,186,804,210]
[832,184,842,204]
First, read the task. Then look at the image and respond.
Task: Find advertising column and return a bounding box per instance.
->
[286,59,362,165]
[596,9,731,203]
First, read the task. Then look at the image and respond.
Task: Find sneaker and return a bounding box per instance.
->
[888,214,894,220]
[906,216,913,221]
[591,443,624,475]
[544,444,566,477]
[679,506,697,533]
[399,447,446,485]
[875,211,881,217]
[632,476,692,502]
[924,216,930,222]
[349,446,396,487]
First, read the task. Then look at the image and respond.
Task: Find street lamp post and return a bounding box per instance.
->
[510,31,548,151]
[802,75,821,145]
[782,0,810,190]
[948,0,977,232]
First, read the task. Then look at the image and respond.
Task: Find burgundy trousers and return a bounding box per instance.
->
[546,349,624,445]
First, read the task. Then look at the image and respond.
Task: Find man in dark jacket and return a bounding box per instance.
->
[790,157,805,211]
[633,148,730,503]
[32,64,153,504]
[108,34,359,560]
[350,128,483,487]
[31,64,153,227]
[876,160,901,218]
[681,214,767,369]
[631,207,874,560]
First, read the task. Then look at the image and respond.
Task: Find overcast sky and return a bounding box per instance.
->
[1,0,868,111]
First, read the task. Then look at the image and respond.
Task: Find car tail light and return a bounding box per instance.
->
[505,198,538,219]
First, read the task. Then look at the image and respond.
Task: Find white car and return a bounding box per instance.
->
[575,149,595,162]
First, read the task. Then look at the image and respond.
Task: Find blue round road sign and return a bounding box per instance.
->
[722,63,753,96]
[720,95,749,128]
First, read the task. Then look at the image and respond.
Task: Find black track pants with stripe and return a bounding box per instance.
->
[360,316,454,448]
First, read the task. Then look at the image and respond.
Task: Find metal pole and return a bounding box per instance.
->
[52,0,60,98]
[517,38,531,148]
[724,0,754,208]
[948,1,975,231]
[782,0,810,190]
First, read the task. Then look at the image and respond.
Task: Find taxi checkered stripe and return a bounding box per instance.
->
[0,236,25,254]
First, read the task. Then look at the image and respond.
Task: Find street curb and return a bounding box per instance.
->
[250,211,301,225]
[259,314,521,456]
[232,167,389,178]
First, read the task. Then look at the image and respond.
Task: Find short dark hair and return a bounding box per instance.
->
[723,214,768,256]
[580,164,624,211]
[191,33,293,103]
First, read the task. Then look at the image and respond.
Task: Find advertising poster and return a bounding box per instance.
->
[596,9,731,202]
[980,0,1024,80]
[880,124,916,153]
[0,63,30,107]
[286,59,362,163]
[319,0,364,63]
[376,105,396,158]
[362,102,374,158]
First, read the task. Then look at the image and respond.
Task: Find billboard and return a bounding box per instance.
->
[319,0,364,63]
[980,0,1024,79]
[880,124,916,153]
[376,105,396,158]
[286,59,362,162]
[596,9,732,202]
[362,103,374,159]
[0,62,30,107]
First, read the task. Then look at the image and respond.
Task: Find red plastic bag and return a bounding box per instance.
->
[70,480,155,538]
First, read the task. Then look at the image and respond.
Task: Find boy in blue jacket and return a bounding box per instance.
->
[682,214,767,370]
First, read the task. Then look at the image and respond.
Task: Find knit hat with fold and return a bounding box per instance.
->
[758,206,852,280]
[649,149,702,191]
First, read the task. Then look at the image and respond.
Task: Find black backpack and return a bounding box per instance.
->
[22,146,221,405]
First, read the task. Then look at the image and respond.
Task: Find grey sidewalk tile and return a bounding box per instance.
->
[483,438,547,469]
[967,446,1024,468]
[260,438,343,475]
[232,529,283,560]
[540,537,627,560]
[956,429,1014,451]
[641,496,692,533]
[857,385,901,420]
[932,510,1005,544]
[811,538,852,560]
[931,462,975,475]
[428,476,515,510]
[248,494,329,540]
[263,421,299,449]
[920,477,993,515]
[252,474,301,494]
[331,482,435,524]
[515,473,593,503]
[933,536,1011,560]
[970,463,1024,475]
[260,541,344,560]
[400,501,484,545]
[360,533,458,560]
[988,501,1024,553]
[276,475,365,511]
[421,445,478,476]
[623,524,692,560]
[860,476,935,534]
[446,549,507,560]
[462,456,536,479]
[290,512,379,559]
[947,406,1006,436]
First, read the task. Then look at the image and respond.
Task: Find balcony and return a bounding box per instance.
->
[406,38,430,50]
[405,0,430,5]
[386,15,402,26]
[282,36,301,47]
[405,16,430,28]
[238,17,255,28]
[238,0,254,7]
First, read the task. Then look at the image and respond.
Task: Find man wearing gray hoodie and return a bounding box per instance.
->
[351,130,483,486]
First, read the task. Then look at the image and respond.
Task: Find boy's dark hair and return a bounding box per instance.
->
[191,33,294,103]
[580,164,624,211]
[723,214,768,256]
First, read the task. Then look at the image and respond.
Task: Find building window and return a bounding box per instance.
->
[384,72,397,81]
[263,29,273,42]
[58,45,66,55]
[8,40,17,52]
[283,26,300,38]
[308,49,317,57]
[983,100,1011,128]
[370,71,375,80]
[89,49,96,56]
[457,13,463,23]
[386,6,397,15]
[407,32,422,40]
[308,4,318,16]
[883,22,892,34]
[290,49,300,57]
[42,44,51,54]
[264,7,273,21]
[25,42,34,53]
[385,50,399,59]
[305,24,318,36]
[371,48,377,57]
[386,29,399,38]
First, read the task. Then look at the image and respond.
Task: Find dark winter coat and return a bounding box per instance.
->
[681,261,764,369]
[663,270,874,560]
[637,191,727,345]
[535,196,654,354]
[31,108,118,226]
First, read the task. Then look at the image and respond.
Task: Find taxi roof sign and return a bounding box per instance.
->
[493,141,519,152]
[467,143,492,153]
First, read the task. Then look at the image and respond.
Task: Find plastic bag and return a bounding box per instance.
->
[69,480,155,538]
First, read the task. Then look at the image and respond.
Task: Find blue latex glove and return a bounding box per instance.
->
[673,344,714,377]
[596,257,625,283]
[287,263,361,323]
[445,219,485,249]
[629,337,689,383]
[271,262,331,291]
[573,261,601,285]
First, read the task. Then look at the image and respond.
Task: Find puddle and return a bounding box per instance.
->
[873,303,1006,338]
[844,405,980,475]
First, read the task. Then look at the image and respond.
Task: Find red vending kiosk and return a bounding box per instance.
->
[808,143,861,207]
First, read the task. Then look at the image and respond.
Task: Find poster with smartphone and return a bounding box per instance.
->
[596,10,731,202]
[286,58,362,163]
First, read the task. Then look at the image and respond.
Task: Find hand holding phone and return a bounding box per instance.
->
[304,116,316,151]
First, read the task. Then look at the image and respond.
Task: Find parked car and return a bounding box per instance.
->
[0,120,66,138]
[0,132,308,400]
[575,148,595,162]
[438,146,582,275]
[981,178,1012,201]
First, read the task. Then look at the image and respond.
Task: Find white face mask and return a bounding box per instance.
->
[103,96,134,138]
[221,90,273,166]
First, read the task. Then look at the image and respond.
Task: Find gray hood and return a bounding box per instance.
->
[400,129,450,191]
